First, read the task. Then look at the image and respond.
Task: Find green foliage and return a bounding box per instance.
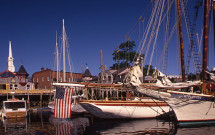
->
[142,65,154,76]
[110,40,138,69]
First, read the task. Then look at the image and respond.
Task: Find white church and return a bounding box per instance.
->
[0,41,34,90]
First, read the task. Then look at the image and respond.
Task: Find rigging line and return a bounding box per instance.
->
[135,0,160,62]
[143,0,162,66]
[136,0,158,59]
[181,0,196,73]
[134,0,175,65]
[198,28,204,66]
[182,0,202,74]
[59,35,64,80]
[136,97,163,115]
[65,35,74,81]
[121,2,152,60]
[162,0,171,73]
[158,22,177,69]
[160,0,176,27]
[147,0,166,76]
[66,39,73,81]
[206,101,214,115]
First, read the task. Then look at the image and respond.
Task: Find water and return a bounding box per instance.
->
[0,111,215,135]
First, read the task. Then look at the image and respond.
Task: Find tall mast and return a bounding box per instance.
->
[213,0,215,65]
[56,31,59,83]
[202,0,210,81]
[100,50,103,83]
[176,0,185,82]
[62,19,66,82]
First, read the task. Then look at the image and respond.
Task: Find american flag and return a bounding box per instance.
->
[54,87,73,118]
[54,121,73,135]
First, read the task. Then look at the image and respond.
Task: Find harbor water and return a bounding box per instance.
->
[1,111,215,135]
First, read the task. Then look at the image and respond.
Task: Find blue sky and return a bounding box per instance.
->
[0,0,214,77]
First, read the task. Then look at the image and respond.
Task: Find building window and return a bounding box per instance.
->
[10,84,13,90]
[47,77,49,81]
[14,84,18,90]
[60,78,62,82]
[42,77,44,82]
[37,78,38,83]
[27,85,30,90]
[53,78,57,82]
[108,76,111,81]
[68,78,70,82]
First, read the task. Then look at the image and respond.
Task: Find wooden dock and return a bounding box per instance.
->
[0,89,55,96]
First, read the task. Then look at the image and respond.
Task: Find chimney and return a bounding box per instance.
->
[41,67,44,71]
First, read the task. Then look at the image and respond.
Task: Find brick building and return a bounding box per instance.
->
[32,68,83,89]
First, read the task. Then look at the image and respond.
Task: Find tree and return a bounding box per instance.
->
[110,40,139,69]
[143,65,154,76]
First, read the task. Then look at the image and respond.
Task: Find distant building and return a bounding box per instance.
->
[32,68,83,89]
[0,41,34,90]
[0,65,34,90]
[99,67,130,84]
[82,65,98,83]
[167,75,182,82]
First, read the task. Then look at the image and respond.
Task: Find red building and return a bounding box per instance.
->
[32,68,83,89]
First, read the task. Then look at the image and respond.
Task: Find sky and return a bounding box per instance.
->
[0,0,214,77]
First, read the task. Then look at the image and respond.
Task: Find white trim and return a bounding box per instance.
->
[52,82,85,87]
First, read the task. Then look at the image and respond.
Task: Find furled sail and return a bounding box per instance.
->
[126,61,143,87]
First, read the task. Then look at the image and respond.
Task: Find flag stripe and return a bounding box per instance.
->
[54,87,73,118]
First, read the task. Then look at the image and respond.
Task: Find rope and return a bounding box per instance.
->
[147,0,166,75]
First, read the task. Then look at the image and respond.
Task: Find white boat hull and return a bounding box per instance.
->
[173,100,215,122]
[137,88,215,124]
[48,102,87,114]
[1,100,27,119]
[80,100,170,119]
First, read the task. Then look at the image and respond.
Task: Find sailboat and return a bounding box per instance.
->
[48,19,87,115]
[126,0,215,126]
[78,62,171,119]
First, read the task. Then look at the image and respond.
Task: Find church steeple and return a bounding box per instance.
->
[8,41,15,72]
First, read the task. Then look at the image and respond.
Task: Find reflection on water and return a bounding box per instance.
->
[1,111,215,135]
[84,119,176,135]
[0,111,89,135]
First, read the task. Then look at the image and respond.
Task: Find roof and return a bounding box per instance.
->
[17,65,29,76]
[112,67,130,76]
[0,70,16,78]
[83,69,92,77]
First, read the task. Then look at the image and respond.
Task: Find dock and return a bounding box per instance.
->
[0,89,55,110]
[0,89,54,96]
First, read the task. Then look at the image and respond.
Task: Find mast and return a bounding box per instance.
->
[100,50,103,83]
[176,0,185,82]
[56,31,59,83]
[213,0,215,63]
[202,0,210,81]
[62,19,66,82]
